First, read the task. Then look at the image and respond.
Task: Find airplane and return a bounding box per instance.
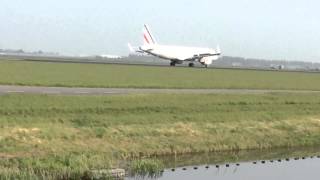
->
[129,24,221,67]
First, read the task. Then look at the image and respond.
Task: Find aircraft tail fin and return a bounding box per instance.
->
[143,24,157,45]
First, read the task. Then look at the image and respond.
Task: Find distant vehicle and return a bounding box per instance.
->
[270,64,285,70]
[129,24,221,67]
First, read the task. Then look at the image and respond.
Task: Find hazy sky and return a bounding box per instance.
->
[0,0,319,61]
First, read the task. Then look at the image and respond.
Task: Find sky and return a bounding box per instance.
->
[0,0,319,62]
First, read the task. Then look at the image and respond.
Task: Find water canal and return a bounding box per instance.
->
[126,146,320,180]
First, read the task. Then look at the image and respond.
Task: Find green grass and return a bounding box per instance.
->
[1,93,320,179]
[1,60,320,90]
[0,154,112,180]
[129,159,164,178]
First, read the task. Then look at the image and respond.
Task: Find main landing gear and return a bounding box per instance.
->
[188,63,195,67]
[201,63,208,68]
[170,61,176,66]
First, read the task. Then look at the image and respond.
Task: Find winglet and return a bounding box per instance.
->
[216,45,221,55]
[128,43,135,53]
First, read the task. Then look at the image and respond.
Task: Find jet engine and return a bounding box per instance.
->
[200,56,219,66]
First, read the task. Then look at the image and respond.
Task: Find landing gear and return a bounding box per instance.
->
[200,62,209,68]
[170,61,176,66]
[188,63,194,67]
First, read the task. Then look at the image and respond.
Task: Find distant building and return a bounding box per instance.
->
[97,54,122,59]
[231,62,242,67]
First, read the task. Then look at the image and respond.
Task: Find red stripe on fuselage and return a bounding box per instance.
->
[144,34,150,44]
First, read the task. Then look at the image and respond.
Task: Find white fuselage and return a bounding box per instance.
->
[141,45,215,60]
[140,44,220,65]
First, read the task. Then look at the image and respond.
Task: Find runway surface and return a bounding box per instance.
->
[1,56,320,74]
[0,85,319,95]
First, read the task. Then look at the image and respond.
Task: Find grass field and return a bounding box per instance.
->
[1,60,320,90]
[1,93,320,179]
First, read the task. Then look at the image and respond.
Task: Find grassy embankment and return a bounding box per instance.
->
[1,93,320,179]
[0,60,320,90]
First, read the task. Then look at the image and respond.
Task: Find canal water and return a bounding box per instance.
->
[126,147,320,180]
[148,158,320,180]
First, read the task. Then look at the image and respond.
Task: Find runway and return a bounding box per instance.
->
[0,85,319,95]
[1,55,320,74]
